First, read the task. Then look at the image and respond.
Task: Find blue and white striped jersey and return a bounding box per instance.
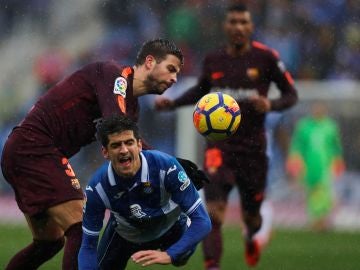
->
[82,150,202,243]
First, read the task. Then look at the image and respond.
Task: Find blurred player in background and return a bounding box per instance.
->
[155,4,298,269]
[1,39,183,270]
[286,101,345,231]
[78,115,211,269]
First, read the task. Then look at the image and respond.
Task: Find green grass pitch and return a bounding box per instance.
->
[1,224,359,270]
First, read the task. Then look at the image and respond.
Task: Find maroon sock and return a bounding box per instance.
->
[63,222,83,270]
[202,220,222,268]
[6,237,64,270]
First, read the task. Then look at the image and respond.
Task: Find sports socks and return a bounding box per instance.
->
[63,222,83,270]
[5,237,65,270]
[254,200,273,248]
[202,220,222,269]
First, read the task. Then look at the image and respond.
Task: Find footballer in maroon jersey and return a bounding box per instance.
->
[1,39,183,270]
[156,5,298,269]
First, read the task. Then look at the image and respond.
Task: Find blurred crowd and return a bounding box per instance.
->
[94,0,360,79]
[1,0,359,79]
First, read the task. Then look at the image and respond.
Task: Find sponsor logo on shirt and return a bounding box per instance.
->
[113,77,127,97]
[130,204,146,218]
[210,87,259,101]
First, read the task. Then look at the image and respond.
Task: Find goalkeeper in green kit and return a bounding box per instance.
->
[286,102,345,231]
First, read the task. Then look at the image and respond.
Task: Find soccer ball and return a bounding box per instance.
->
[193,92,241,141]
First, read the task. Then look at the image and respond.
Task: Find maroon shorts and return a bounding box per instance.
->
[203,147,268,214]
[1,129,84,216]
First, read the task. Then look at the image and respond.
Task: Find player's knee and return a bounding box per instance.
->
[34,237,65,254]
[207,202,226,225]
[64,221,82,238]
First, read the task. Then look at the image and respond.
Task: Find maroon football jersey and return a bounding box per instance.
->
[175,41,298,153]
[15,61,139,157]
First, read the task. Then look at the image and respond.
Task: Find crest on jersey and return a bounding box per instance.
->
[246,68,259,81]
[113,77,127,97]
[142,182,153,195]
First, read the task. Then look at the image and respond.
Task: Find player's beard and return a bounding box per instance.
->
[143,74,168,95]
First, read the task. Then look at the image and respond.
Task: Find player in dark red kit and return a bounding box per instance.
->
[1,39,183,270]
[155,5,298,269]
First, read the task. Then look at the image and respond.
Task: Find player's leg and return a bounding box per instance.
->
[1,133,84,269]
[253,199,274,248]
[236,153,268,267]
[307,181,333,231]
[47,199,84,270]
[5,213,65,270]
[202,200,228,270]
[98,217,134,270]
[201,149,234,270]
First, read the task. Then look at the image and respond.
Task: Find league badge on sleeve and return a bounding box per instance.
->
[178,170,191,191]
[113,77,127,97]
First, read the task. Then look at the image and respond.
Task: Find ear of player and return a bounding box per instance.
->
[193,92,241,141]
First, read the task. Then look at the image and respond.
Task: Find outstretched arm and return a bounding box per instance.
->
[131,204,211,267]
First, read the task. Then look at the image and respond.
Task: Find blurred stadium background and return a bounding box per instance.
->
[0,0,359,269]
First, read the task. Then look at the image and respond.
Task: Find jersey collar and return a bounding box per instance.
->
[107,152,149,187]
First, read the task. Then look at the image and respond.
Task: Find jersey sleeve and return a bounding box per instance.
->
[83,61,128,117]
[160,157,211,263]
[268,51,298,111]
[79,179,106,270]
[82,183,106,236]
[166,203,211,264]
[164,158,202,216]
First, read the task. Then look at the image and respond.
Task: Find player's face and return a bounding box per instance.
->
[102,130,142,178]
[223,11,253,48]
[144,54,181,94]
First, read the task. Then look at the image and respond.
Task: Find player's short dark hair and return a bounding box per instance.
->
[135,38,184,66]
[226,4,249,13]
[97,115,141,147]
